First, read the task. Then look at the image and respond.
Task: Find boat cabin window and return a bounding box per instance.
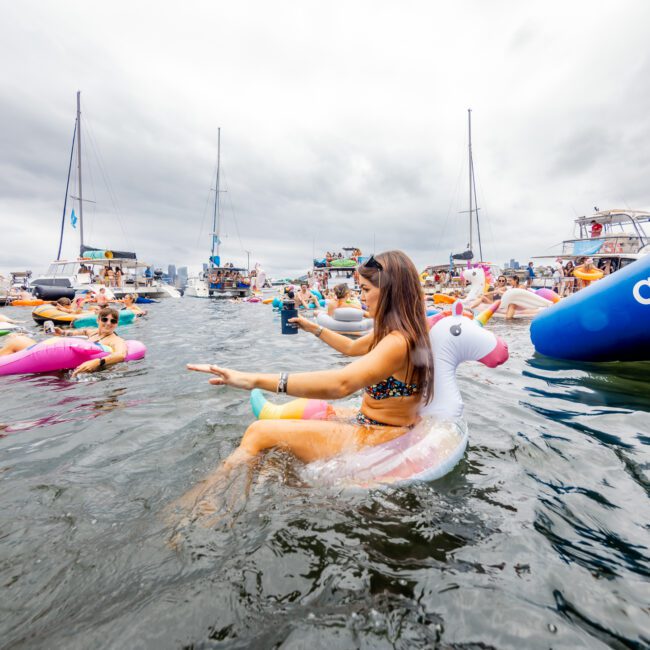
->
[46,262,78,276]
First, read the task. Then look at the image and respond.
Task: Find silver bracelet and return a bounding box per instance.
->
[277,372,289,394]
[314,326,324,338]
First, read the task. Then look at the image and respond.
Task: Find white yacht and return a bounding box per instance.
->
[534,208,650,275]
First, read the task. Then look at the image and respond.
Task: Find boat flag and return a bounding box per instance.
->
[213,235,221,246]
[70,208,78,229]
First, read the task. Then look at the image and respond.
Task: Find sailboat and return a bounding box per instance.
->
[452,108,484,263]
[421,109,499,291]
[30,91,181,299]
[185,128,252,299]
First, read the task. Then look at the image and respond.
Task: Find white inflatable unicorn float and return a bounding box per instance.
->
[461,267,559,318]
[461,266,488,303]
[251,301,508,486]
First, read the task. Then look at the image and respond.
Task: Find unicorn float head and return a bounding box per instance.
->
[253,300,508,485]
[461,266,487,302]
[423,300,508,420]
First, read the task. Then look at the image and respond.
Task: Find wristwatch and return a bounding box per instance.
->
[98,358,106,369]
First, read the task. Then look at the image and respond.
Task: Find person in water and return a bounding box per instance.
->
[0,307,127,376]
[325,283,362,316]
[294,283,320,309]
[53,297,75,313]
[121,293,147,316]
[183,251,434,512]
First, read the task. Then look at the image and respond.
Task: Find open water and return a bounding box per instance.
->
[0,299,648,649]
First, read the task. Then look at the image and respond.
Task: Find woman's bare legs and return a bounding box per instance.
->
[171,415,408,533]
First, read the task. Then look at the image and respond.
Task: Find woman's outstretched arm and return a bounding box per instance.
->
[288,315,373,356]
[188,332,407,400]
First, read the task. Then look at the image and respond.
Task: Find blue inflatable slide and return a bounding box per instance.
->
[530,255,650,362]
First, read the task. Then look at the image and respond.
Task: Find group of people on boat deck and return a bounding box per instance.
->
[207,269,250,286]
[556,256,614,296]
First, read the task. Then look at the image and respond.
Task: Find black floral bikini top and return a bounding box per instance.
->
[364,376,419,400]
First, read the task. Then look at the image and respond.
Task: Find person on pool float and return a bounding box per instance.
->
[121,293,147,316]
[468,274,508,309]
[324,283,364,317]
[295,283,320,310]
[53,297,75,313]
[0,307,127,376]
[184,251,434,512]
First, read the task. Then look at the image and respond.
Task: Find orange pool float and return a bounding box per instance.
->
[433,293,455,304]
[11,299,46,307]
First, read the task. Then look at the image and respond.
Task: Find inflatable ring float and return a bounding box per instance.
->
[573,265,604,282]
[316,307,373,335]
[73,310,135,328]
[32,305,87,326]
[0,337,146,376]
[249,300,508,486]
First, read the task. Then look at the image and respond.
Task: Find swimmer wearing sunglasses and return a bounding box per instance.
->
[0,307,127,375]
[62,307,128,376]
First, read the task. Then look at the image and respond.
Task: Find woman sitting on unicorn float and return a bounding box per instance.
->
[181,251,508,515]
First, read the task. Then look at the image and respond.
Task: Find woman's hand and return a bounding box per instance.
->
[287,315,318,334]
[54,326,65,336]
[187,364,256,390]
[72,358,101,377]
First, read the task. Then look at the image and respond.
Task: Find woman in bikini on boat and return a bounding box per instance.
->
[185,251,434,498]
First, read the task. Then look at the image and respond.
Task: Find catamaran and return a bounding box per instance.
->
[31,92,180,300]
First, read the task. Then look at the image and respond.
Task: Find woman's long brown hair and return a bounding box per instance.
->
[358,250,434,404]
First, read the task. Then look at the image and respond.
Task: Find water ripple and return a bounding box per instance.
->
[0,301,648,648]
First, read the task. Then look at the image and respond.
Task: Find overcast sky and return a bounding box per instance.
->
[2,0,649,278]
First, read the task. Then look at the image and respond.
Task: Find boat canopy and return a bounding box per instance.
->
[575,209,650,228]
[81,245,137,260]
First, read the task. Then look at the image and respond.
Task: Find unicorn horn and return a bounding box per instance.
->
[476,300,501,327]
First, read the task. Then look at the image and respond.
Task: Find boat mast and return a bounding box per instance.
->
[76,91,84,255]
[56,121,77,260]
[467,108,484,260]
[211,127,221,267]
[468,108,473,254]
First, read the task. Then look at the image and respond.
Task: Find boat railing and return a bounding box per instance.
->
[561,235,642,256]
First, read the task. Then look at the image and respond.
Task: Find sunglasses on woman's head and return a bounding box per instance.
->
[363,255,383,271]
[100,317,118,324]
